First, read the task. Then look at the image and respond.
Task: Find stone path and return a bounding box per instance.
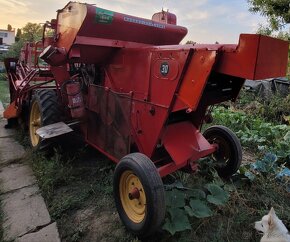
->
[0,100,60,242]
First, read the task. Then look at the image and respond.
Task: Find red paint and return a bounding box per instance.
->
[66,82,85,119]
[214,34,289,80]
[163,121,216,167]
[177,50,216,110]
[4,2,289,178]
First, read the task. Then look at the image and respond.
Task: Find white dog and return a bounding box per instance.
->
[255,207,290,242]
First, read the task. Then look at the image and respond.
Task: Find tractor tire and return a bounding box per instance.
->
[29,89,61,150]
[113,153,165,238]
[204,125,242,178]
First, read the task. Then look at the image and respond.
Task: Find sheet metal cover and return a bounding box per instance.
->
[36,122,73,139]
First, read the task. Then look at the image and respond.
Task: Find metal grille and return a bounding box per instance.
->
[87,85,132,159]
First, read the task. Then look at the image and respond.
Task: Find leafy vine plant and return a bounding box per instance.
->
[163,178,229,235]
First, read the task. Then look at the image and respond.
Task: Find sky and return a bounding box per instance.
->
[0,0,267,44]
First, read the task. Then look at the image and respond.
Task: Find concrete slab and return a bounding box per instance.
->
[16,222,60,242]
[0,137,26,165]
[1,185,51,241]
[0,163,36,193]
[0,100,4,118]
[0,126,15,138]
[0,120,15,137]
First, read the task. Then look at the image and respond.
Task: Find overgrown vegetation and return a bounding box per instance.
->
[163,170,290,242]
[0,76,9,106]
[235,90,290,124]
[163,161,230,236]
[28,142,290,242]
[159,91,290,240]
[212,106,290,163]
[27,144,136,242]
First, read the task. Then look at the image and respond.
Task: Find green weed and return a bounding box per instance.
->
[236,90,290,124]
[28,145,126,241]
[162,159,230,236]
[160,170,290,242]
[0,76,9,106]
[29,150,75,202]
[212,107,290,163]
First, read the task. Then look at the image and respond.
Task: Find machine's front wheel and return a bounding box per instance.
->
[113,153,165,237]
[204,125,242,178]
[29,90,61,150]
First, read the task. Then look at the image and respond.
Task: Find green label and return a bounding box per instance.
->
[96,8,114,24]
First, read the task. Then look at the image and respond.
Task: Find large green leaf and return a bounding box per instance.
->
[162,208,191,235]
[186,199,213,218]
[164,180,184,190]
[284,131,290,142]
[251,153,278,173]
[205,183,229,206]
[186,189,206,199]
[244,171,256,181]
[165,189,186,208]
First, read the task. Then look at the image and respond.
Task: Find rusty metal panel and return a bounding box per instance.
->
[177,50,216,110]
[87,85,132,159]
[255,35,289,79]
[162,121,215,167]
[36,122,73,139]
[215,34,289,80]
[56,2,87,50]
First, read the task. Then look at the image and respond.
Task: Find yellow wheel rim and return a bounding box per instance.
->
[119,170,146,223]
[29,101,41,147]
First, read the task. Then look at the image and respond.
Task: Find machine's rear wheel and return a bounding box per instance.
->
[113,153,165,237]
[204,125,242,178]
[29,89,61,150]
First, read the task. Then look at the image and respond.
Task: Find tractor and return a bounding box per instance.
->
[3,2,289,237]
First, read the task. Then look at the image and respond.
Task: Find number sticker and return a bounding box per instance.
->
[160,62,169,76]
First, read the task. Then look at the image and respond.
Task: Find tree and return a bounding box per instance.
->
[248,0,290,30]
[15,28,22,42]
[21,23,43,42]
[1,23,43,61]
[0,40,24,61]
[7,24,12,31]
[256,24,273,36]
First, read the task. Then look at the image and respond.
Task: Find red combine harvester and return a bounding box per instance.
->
[3,2,289,236]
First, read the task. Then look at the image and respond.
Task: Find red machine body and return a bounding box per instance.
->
[66,81,85,119]
[3,41,55,119]
[4,2,289,177]
[3,2,289,236]
[47,2,187,66]
[42,2,287,177]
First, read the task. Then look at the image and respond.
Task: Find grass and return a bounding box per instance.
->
[26,141,290,242]
[0,75,10,106]
[159,170,290,242]
[234,90,290,125]
[27,143,136,242]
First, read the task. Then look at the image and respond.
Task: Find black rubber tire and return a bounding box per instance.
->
[29,89,62,150]
[204,125,242,178]
[113,153,165,238]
